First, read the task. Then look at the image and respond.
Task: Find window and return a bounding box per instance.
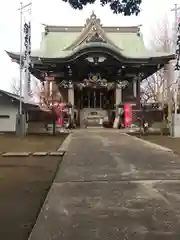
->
[0,115,10,119]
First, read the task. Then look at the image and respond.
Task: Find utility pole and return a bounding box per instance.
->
[171,4,180,137]
[17,2,32,136]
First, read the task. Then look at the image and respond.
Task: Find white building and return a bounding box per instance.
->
[0,89,37,132]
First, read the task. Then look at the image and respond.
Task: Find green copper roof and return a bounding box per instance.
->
[39,32,80,57]
[7,12,175,62]
[36,31,174,60]
[36,21,174,61]
[37,41,173,60]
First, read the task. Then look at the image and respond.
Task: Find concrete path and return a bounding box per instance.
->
[29,131,180,240]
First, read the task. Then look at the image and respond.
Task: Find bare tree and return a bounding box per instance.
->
[38,81,63,114]
[150,14,173,53]
[11,77,21,96]
[141,69,179,104]
[11,76,41,101]
[141,70,165,103]
[11,77,65,134]
[141,15,175,105]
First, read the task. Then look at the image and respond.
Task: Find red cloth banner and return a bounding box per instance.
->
[124,104,132,127]
[56,103,65,127]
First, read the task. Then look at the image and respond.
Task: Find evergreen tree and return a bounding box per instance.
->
[62,0,142,15]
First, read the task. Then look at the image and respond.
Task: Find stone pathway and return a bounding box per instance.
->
[29,130,180,240]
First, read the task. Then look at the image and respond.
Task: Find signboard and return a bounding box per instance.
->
[124,104,132,127]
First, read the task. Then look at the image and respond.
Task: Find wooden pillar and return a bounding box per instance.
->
[115,84,122,117]
[68,83,74,105]
[68,82,74,121]
[133,79,137,97]
[45,80,50,98]
[136,78,141,108]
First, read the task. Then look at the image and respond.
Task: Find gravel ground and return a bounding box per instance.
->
[0,155,63,240]
[137,135,180,155]
[0,134,67,152]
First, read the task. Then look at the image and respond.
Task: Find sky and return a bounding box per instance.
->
[0,0,179,92]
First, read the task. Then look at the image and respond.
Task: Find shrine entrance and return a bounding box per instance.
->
[74,85,115,127]
[73,74,116,127]
[74,74,115,110]
[82,88,107,109]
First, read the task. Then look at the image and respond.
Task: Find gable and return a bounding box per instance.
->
[87,33,106,43]
[65,12,120,50]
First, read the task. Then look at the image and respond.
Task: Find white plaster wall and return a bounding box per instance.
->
[0,103,18,132]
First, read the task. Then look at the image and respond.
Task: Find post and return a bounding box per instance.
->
[16,2,32,136]
[100,92,102,108]
[133,79,137,97]
[172,4,179,120]
[115,85,122,116]
[137,77,141,108]
[94,91,96,108]
[161,71,165,135]
[68,81,74,122]
[113,83,122,129]
[19,2,23,116]
[16,2,25,136]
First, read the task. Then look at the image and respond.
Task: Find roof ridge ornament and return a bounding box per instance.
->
[86,11,101,26]
[90,11,96,20]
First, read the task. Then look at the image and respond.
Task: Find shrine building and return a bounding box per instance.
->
[7,12,175,127]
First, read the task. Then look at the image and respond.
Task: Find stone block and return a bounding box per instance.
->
[48,152,65,156]
[32,152,48,156]
[2,152,31,157]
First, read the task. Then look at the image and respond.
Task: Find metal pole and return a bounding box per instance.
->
[17,2,32,136]
[19,2,23,115]
[174,4,178,121]
[171,4,180,136]
[18,2,32,103]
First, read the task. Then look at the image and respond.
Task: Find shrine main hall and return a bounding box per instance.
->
[7,12,174,127]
